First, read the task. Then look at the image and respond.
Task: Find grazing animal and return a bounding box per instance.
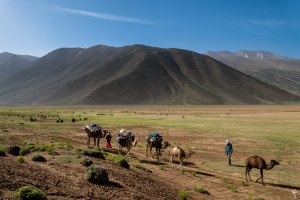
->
[117,132,139,158]
[84,124,109,150]
[169,146,194,172]
[245,155,279,185]
[146,134,170,161]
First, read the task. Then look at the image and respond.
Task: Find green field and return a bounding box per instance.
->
[1,105,299,188]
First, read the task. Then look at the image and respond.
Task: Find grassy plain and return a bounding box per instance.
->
[0,105,299,199]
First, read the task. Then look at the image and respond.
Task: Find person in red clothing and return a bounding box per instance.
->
[106,131,112,150]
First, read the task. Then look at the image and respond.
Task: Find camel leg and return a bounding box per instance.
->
[150,146,154,158]
[97,138,100,150]
[180,157,183,172]
[146,143,149,158]
[125,146,131,158]
[87,137,90,148]
[156,147,159,161]
[169,155,173,168]
[176,155,181,170]
[256,168,264,185]
[118,145,121,155]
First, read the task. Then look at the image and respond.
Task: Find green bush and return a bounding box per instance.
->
[7,146,21,156]
[19,144,35,156]
[16,156,25,163]
[80,157,93,167]
[178,191,190,200]
[0,149,6,156]
[106,155,130,169]
[15,186,47,200]
[86,164,109,185]
[32,155,47,162]
[83,150,105,159]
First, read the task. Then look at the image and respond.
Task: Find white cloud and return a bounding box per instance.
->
[54,6,156,25]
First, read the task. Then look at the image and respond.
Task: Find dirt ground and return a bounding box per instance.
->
[0,105,299,200]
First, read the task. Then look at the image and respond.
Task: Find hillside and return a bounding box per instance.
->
[0,52,38,80]
[207,50,300,96]
[0,45,299,105]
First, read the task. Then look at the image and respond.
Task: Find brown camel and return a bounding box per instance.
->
[245,155,279,185]
[117,132,139,158]
[169,146,194,172]
[146,136,169,161]
[84,124,109,150]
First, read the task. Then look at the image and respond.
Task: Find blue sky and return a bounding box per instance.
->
[0,0,299,58]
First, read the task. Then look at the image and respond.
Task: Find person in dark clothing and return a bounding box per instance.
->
[225,139,233,166]
[106,132,112,150]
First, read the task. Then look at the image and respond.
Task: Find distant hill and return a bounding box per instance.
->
[0,52,38,80]
[0,45,299,105]
[207,50,300,96]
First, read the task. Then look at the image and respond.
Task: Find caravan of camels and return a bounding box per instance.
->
[84,123,279,185]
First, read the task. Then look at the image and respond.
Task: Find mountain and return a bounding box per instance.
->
[206,50,300,96]
[0,45,299,105]
[0,52,38,80]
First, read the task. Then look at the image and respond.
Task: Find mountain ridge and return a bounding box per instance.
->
[0,45,299,105]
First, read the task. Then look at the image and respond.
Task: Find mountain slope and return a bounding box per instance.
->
[0,52,38,80]
[207,50,300,96]
[0,45,299,105]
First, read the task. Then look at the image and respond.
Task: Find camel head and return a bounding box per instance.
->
[162,141,170,149]
[266,159,280,170]
[132,136,139,147]
[270,160,280,166]
[185,149,195,158]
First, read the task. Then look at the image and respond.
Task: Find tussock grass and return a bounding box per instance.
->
[133,163,152,172]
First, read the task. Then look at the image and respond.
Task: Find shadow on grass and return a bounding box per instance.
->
[139,159,164,166]
[268,183,300,190]
[186,169,216,177]
[231,164,245,168]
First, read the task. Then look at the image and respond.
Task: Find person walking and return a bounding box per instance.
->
[106,131,112,150]
[225,139,233,166]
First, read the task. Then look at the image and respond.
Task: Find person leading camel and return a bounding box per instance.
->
[225,139,233,166]
[105,131,112,150]
[245,155,279,185]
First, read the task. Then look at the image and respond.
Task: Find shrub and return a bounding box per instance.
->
[133,163,152,172]
[16,156,25,163]
[19,144,35,156]
[83,150,105,159]
[178,191,190,200]
[194,187,210,195]
[7,146,21,156]
[15,186,47,200]
[80,157,93,167]
[32,155,47,162]
[0,149,6,156]
[106,155,130,169]
[86,164,109,185]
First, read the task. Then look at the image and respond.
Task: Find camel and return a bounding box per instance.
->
[169,146,195,172]
[245,155,280,185]
[84,124,109,150]
[146,136,169,161]
[117,132,139,158]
